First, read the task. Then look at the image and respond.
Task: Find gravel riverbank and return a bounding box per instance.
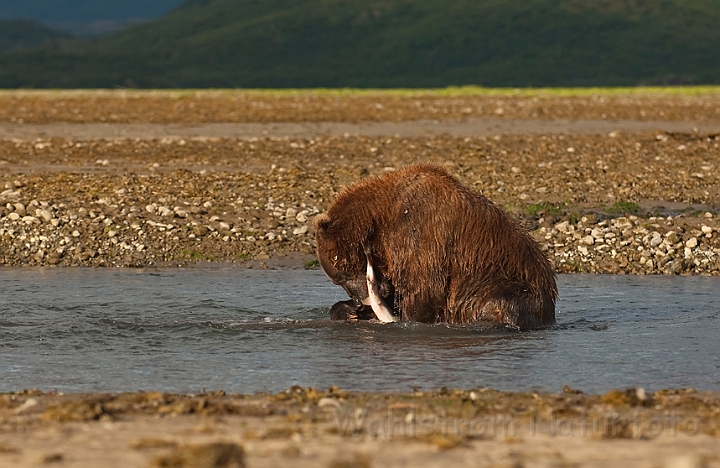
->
[1,132,719,273]
[1,91,719,274]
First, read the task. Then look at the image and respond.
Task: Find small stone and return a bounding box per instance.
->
[145,205,156,213]
[286,208,298,218]
[578,245,589,256]
[293,226,308,235]
[296,213,308,223]
[22,216,40,224]
[665,232,680,243]
[554,221,569,233]
[158,206,173,217]
[72,230,81,237]
[591,228,603,239]
[581,235,594,245]
[650,236,663,247]
[203,201,213,209]
[38,210,53,222]
[152,442,244,468]
[8,212,20,221]
[192,225,209,237]
[685,237,698,248]
[46,253,62,265]
[701,225,712,234]
[669,259,685,275]
[704,212,713,218]
[108,230,117,237]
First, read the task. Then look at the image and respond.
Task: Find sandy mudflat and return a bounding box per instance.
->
[1,388,719,468]
[2,89,720,124]
[2,118,720,141]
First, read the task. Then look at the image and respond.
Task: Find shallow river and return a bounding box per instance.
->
[1,268,718,394]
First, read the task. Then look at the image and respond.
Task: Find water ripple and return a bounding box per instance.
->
[0,269,718,394]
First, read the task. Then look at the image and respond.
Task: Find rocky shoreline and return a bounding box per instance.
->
[2,91,720,273]
[1,131,719,274]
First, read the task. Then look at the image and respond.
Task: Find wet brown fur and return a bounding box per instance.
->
[314,164,557,329]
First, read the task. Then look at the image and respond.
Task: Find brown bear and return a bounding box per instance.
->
[314,164,557,329]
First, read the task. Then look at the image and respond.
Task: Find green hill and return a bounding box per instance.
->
[0,19,71,52]
[1,0,720,88]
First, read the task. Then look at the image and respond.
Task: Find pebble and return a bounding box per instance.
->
[539,214,720,275]
[38,210,53,222]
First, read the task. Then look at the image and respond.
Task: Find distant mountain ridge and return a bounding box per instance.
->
[1,0,719,88]
[0,0,184,35]
[0,19,71,52]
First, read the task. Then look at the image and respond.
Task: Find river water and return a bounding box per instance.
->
[1,268,718,394]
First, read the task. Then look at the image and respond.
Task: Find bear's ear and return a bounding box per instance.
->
[313,213,331,233]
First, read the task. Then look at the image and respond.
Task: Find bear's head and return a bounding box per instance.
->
[314,213,370,306]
